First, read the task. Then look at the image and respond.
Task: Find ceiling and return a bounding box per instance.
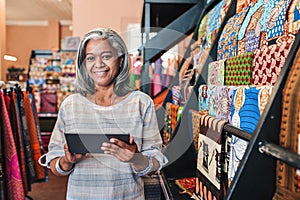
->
[6,0,72,22]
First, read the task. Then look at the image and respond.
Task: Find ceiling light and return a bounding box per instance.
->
[4,55,17,62]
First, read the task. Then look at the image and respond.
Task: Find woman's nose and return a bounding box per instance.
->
[94,56,105,67]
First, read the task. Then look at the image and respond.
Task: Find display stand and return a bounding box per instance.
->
[140,0,300,199]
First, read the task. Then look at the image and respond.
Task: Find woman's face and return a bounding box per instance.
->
[85,38,121,89]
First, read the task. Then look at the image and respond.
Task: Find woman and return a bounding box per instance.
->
[41,28,167,199]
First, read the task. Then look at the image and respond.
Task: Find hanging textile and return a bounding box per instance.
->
[227,85,273,186]
[15,87,37,189]
[252,35,295,85]
[23,91,46,181]
[273,45,300,200]
[0,92,7,200]
[188,109,201,157]
[217,6,250,60]
[11,91,29,194]
[0,91,25,199]
[195,114,228,200]
[287,0,300,34]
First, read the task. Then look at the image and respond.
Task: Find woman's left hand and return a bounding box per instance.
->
[101,136,139,162]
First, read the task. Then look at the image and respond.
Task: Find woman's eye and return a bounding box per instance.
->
[102,54,113,60]
[86,56,95,62]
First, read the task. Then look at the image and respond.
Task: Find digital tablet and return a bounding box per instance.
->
[65,133,130,154]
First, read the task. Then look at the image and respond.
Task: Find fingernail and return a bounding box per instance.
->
[110,138,115,143]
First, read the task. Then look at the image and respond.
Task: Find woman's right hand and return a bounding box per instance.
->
[64,144,85,164]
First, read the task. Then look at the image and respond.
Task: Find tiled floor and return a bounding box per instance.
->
[26,170,68,200]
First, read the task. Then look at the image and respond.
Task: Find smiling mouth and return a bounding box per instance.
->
[94,69,109,75]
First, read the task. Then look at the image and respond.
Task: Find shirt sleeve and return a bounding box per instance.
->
[140,99,168,170]
[44,104,67,168]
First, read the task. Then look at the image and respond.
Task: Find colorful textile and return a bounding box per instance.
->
[266,0,292,41]
[171,85,181,105]
[198,85,213,116]
[23,91,46,181]
[218,6,250,60]
[163,102,181,144]
[252,35,295,85]
[236,0,253,13]
[237,1,264,54]
[188,109,201,156]
[225,52,254,86]
[196,114,227,200]
[207,60,225,86]
[287,0,300,34]
[273,46,300,199]
[0,91,25,199]
[211,86,237,122]
[228,85,273,185]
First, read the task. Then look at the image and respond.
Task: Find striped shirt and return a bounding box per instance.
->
[45,91,167,200]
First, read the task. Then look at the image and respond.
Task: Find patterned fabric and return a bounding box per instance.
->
[188,109,201,156]
[237,0,264,54]
[45,91,167,200]
[225,52,254,85]
[196,114,227,200]
[0,91,25,199]
[287,0,300,34]
[0,94,7,199]
[273,47,300,199]
[236,0,253,13]
[163,102,181,144]
[207,60,225,86]
[198,85,213,116]
[171,85,181,105]
[15,89,37,188]
[23,91,46,181]
[11,92,28,194]
[266,0,292,41]
[252,35,295,85]
[211,86,237,122]
[228,86,273,186]
[218,6,250,60]
[257,0,281,46]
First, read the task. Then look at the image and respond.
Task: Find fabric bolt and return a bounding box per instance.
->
[198,85,212,116]
[236,0,253,13]
[171,85,181,105]
[196,114,227,200]
[23,91,46,181]
[0,95,7,200]
[0,91,25,199]
[227,85,272,185]
[207,60,225,86]
[287,0,300,34]
[15,89,37,187]
[252,35,295,85]
[211,86,237,122]
[218,6,250,60]
[207,0,229,41]
[273,47,300,199]
[266,0,292,41]
[45,91,167,200]
[237,2,264,54]
[152,74,162,97]
[188,109,202,156]
[11,92,28,194]
[225,52,254,86]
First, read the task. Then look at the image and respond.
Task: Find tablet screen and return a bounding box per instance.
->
[65,133,130,154]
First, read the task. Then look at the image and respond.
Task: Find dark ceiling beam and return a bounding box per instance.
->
[143,2,204,63]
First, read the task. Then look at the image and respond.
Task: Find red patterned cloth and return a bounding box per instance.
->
[0,91,25,199]
[252,35,295,85]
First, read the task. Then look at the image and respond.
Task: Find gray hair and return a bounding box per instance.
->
[75,28,134,96]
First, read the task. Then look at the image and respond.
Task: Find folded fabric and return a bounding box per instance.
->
[207,60,225,86]
[225,52,254,86]
[252,35,295,85]
[196,114,228,200]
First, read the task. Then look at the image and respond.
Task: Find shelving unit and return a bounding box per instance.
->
[141,0,300,199]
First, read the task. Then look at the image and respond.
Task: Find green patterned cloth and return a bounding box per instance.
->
[225,52,254,85]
